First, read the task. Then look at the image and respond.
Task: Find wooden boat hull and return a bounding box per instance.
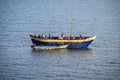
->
[30,35,96,49]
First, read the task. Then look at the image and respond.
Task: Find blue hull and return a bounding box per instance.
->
[31,39,93,49]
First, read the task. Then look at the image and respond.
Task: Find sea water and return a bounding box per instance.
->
[0,0,120,80]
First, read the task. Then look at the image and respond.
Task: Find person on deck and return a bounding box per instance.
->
[48,33,51,39]
[59,33,64,39]
[41,33,45,38]
[80,34,84,39]
[61,33,64,37]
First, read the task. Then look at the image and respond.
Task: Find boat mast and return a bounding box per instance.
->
[70,17,75,37]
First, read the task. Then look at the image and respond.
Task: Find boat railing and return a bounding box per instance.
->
[30,34,88,40]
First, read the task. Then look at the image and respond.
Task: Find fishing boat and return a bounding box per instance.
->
[29,18,96,49]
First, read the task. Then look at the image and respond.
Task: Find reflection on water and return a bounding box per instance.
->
[32,48,93,54]
[31,48,94,63]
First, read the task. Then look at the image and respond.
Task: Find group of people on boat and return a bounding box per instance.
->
[33,33,85,40]
[34,33,64,39]
[37,33,53,39]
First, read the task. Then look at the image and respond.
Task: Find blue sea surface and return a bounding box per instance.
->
[0,0,120,80]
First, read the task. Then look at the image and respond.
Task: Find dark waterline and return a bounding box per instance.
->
[0,0,120,80]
